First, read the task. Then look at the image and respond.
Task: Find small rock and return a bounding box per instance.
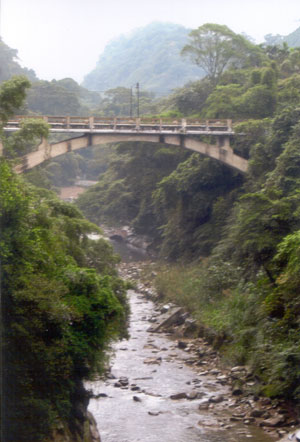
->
[260,397,272,405]
[232,388,243,396]
[232,412,246,418]
[143,357,161,365]
[250,409,265,418]
[231,366,246,373]
[119,377,129,386]
[177,341,187,349]
[217,375,227,381]
[93,393,108,398]
[198,400,210,410]
[260,416,285,427]
[106,373,116,379]
[148,411,160,416]
[133,396,142,402]
[186,391,198,400]
[170,392,187,400]
[161,304,170,314]
[209,394,224,404]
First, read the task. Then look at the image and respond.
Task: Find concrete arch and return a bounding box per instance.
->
[14,133,248,174]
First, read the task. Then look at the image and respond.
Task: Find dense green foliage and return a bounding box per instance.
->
[82,22,203,96]
[77,142,189,236]
[77,28,300,407]
[1,78,128,441]
[181,24,263,84]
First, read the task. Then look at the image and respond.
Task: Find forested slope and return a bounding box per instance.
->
[0,77,128,441]
[265,25,300,48]
[82,22,203,95]
[77,25,300,406]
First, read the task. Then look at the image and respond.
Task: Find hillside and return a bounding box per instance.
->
[77,26,300,408]
[264,25,300,47]
[285,25,300,47]
[82,22,203,96]
[0,41,101,115]
[0,39,37,83]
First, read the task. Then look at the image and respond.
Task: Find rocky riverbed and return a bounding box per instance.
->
[86,261,299,442]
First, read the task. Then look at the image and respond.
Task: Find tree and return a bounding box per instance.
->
[0,75,31,126]
[181,24,261,84]
[26,80,87,115]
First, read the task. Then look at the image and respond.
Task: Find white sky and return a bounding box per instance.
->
[1,0,300,84]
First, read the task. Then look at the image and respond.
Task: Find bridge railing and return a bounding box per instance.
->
[4,116,233,132]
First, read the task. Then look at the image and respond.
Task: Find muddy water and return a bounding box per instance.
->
[87,290,275,442]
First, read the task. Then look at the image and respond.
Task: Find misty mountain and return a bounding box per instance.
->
[82,22,204,96]
[0,40,101,115]
[0,39,37,83]
[264,25,300,47]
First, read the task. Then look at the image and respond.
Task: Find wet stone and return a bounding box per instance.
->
[186,391,198,400]
[170,392,188,400]
[93,393,108,398]
[209,394,224,403]
[250,409,265,418]
[232,388,243,396]
[260,416,286,427]
[143,357,162,364]
[198,400,210,410]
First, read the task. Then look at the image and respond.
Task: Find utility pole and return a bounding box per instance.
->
[136,82,140,118]
[129,87,133,118]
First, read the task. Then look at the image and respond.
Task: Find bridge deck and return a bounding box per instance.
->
[4,116,234,135]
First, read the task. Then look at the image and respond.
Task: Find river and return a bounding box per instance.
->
[87,287,277,442]
[86,250,276,442]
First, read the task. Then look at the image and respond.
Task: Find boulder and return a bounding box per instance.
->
[149,307,184,332]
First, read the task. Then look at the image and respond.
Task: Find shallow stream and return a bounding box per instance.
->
[87,289,276,442]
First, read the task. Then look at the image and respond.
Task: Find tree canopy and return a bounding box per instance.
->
[181,23,263,84]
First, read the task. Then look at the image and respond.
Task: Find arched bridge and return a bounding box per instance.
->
[3,116,248,174]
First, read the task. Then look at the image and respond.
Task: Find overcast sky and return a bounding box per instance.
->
[1,0,300,84]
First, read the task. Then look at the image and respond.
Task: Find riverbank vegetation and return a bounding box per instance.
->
[1,77,128,441]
